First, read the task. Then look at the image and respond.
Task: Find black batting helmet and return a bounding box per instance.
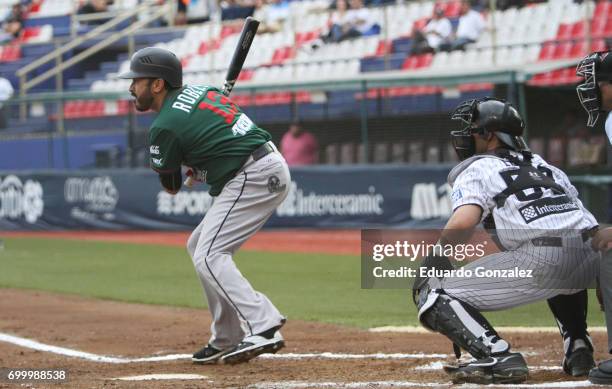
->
[118,47,182,88]
[450,97,528,160]
[576,50,612,127]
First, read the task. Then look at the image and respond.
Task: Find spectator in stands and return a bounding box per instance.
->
[280,122,318,165]
[320,0,378,44]
[253,0,289,34]
[318,0,350,44]
[0,77,14,129]
[410,7,452,55]
[344,0,379,38]
[440,0,486,51]
[77,0,110,25]
[0,3,24,44]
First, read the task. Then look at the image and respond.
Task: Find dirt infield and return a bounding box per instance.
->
[0,288,608,389]
[1,231,609,388]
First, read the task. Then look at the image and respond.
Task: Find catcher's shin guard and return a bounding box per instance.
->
[417,287,509,359]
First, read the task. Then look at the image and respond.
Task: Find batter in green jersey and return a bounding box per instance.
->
[149,84,272,196]
[120,47,289,364]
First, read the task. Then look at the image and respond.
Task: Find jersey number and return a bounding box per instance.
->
[198,91,239,124]
[499,165,555,202]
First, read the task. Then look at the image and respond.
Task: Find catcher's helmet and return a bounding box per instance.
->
[118,47,182,88]
[576,50,612,127]
[450,97,528,160]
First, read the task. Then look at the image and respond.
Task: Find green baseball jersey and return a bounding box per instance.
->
[149,85,271,196]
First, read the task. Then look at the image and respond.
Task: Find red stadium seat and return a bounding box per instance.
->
[238,69,254,81]
[401,55,419,70]
[553,41,572,59]
[554,68,578,85]
[605,18,612,37]
[1,45,21,62]
[416,53,433,68]
[556,24,572,41]
[570,22,585,39]
[591,17,607,37]
[19,26,41,43]
[592,38,607,52]
[375,40,390,56]
[117,100,130,115]
[220,24,240,39]
[594,1,611,21]
[569,40,587,58]
[538,41,556,61]
[198,41,208,55]
[458,83,494,92]
[528,72,553,86]
[269,46,294,65]
[295,91,312,103]
[180,54,192,68]
[63,101,77,118]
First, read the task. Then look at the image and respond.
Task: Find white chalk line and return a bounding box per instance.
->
[248,380,593,389]
[113,374,210,381]
[370,326,608,334]
[0,332,447,363]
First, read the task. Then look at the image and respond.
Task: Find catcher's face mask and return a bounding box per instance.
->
[450,99,480,160]
[576,53,603,127]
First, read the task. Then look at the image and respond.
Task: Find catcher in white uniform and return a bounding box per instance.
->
[413,97,600,384]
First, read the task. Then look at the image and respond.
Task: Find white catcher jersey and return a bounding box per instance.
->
[448,151,597,250]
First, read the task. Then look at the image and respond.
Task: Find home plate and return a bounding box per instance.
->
[114,374,209,381]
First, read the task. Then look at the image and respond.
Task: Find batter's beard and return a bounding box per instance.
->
[133,94,153,112]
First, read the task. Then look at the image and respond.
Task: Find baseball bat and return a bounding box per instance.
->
[184,17,260,188]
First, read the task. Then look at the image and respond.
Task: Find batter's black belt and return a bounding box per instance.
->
[251,141,276,161]
[530,227,598,247]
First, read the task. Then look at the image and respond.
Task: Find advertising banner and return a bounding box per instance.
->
[0,166,452,230]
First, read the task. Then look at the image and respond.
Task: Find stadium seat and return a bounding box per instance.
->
[556,23,572,41]
[325,143,339,164]
[390,142,405,163]
[407,141,424,163]
[340,142,356,164]
[372,142,388,163]
[425,143,440,163]
[570,21,585,39]
[552,41,573,59]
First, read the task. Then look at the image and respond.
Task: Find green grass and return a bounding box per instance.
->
[0,237,604,328]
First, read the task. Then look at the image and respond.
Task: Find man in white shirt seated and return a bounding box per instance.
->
[441,0,485,52]
[343,0,378,38]
[411,7,452,55]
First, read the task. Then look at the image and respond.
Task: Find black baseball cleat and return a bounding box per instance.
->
[221,321,285,365]
[192,344,233,364]
[221,332,284,365]
[443,352,529,384]
[563,346,595,377]
[589,359,612,385]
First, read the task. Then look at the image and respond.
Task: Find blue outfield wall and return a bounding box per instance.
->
[0,165,454,230]
[0,132,127,170]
